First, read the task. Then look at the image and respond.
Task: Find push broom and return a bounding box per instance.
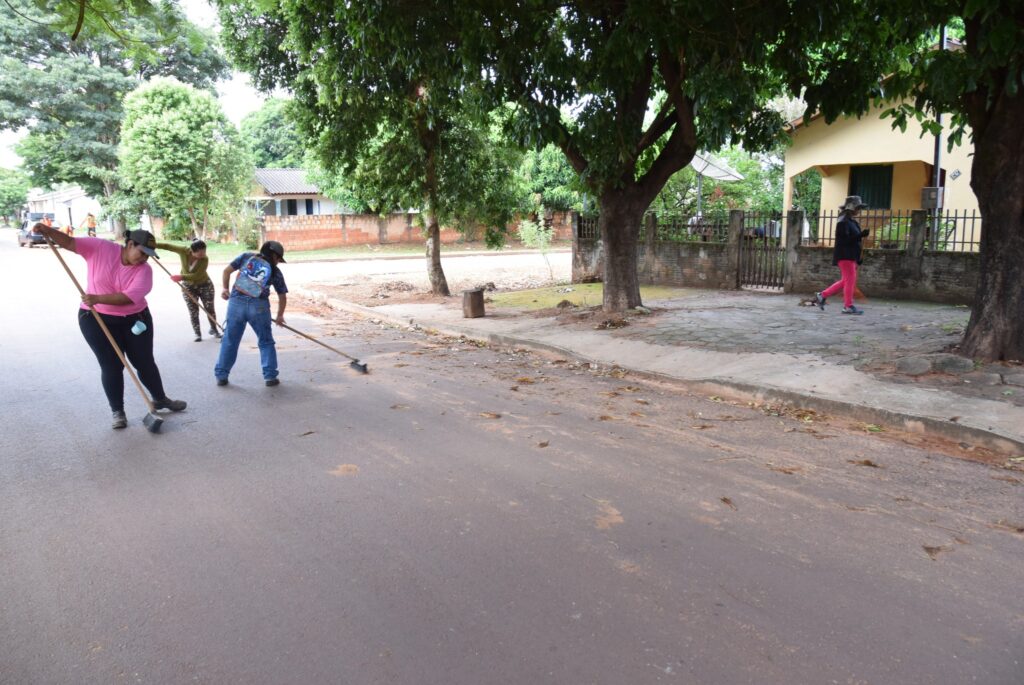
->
[152,257,224,335]
[280,323,369,374]
[153,262,367,373]
[44,235,164,433]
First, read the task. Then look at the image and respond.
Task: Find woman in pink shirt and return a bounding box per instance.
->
[33,225,187,430]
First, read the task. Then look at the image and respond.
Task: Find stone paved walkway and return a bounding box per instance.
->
[625,290,1023,407]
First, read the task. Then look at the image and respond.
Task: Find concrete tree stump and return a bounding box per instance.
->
[462,288,485,318]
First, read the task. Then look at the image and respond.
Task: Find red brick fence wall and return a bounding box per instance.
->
[264,210,576,251]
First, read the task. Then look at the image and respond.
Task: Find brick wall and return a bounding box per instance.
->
[510,210,574,241]
[639,242,736,289]
[264,212,461,250]
[789,247,979,304]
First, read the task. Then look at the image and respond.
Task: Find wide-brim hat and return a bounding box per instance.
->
[839,195,869,211]
[125,229,159,258]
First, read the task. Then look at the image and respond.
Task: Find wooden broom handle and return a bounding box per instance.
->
[44,236,156,413]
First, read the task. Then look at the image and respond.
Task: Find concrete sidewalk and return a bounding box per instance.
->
[295,285,1024,455]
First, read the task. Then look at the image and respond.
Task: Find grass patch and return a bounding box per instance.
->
[489,284,694,310]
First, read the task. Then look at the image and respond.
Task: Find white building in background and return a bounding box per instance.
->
[248,168,341,217]
[26,184,104,230]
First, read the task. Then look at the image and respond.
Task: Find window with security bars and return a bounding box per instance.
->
[848,165,893,210]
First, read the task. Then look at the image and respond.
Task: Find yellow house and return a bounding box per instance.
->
[783,100,981,250]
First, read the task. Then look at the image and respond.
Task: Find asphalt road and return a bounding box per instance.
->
[1,230,1022,684]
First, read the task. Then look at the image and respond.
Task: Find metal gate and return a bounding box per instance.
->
[739,212,785,290]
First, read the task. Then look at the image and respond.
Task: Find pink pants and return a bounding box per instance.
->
[821,260,858,308]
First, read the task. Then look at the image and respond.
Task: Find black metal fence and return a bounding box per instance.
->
[578,214,599,241]
[930,209,982,252]
[803,209,981,252]
[649,210,730,243]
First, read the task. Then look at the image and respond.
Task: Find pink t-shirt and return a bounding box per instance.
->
[75,237,152,316]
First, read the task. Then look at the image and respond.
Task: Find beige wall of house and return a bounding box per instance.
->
[784,101,978,216]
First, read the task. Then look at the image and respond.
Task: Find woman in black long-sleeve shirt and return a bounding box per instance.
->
[815,195,871,315]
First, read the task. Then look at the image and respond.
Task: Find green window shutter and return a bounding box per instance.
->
[849,165,893,209]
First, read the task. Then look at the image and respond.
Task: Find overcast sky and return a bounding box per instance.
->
[0,0,267,170]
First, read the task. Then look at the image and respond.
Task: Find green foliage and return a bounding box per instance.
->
[240,98,306,168]
[517,213,554,279]
[517,145,581,212]
[876,217,912,248]
[218,1,523,249]
[22,0,186,54]
[652,146,784,216]
[97,189,150,230]
[0,168,30,220]
[791,168,822,217]
[0,0,229,199]
[119,78,253,240]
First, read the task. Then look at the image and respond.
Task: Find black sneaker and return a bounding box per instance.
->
[210,330,222,339]
[842,306,864,315]
[111,410,127,430]
[193,335,202,342]
[265,378,280,387]
[153,397,187,411]
[814,292,826,310]
[216,378,229,386]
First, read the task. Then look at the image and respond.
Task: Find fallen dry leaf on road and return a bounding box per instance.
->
[598,415,616,421]
[922,545,947,560]
[390,404,410,410]
[634,399,650,405]
[849,459,882,468]
[537,441,549,448]
[299,430,316,437]
[516,377,535,384]
[479,412,502,419]
[329,464,359,476]
[768,465,802,475]
[720,497,737,511]
[618,386,641,393]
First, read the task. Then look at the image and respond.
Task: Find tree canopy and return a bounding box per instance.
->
[240,98,306,168]
[119,78,252,240]
[0,168,30,221]
[0,0,228,203]
[217,0,521,294]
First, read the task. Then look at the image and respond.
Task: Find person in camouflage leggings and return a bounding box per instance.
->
[182,279,218,339]
[155,239,221,341]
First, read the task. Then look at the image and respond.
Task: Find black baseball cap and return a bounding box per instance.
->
[125,229,159,258]
[260,240,286,263]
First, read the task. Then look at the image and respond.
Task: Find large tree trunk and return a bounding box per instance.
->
[598,190,647,312]
[425,213,450,296]
[419,118,450,297]
[961,90,1024,361]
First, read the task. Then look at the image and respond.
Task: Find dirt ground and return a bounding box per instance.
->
[312,259,566,308]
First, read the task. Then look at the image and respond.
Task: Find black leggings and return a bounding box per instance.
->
[78,307,166,412]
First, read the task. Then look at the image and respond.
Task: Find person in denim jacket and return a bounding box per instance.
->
[214,241,288,387]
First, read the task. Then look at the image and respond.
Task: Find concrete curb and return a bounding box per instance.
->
[292,286,1024,456]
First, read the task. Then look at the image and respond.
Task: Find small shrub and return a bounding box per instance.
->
[518,214,554,280]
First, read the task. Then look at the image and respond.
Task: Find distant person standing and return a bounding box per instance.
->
[815,196,871,315]
[79,212,98,237]
[214,241,288,387]
[156,239,220,342]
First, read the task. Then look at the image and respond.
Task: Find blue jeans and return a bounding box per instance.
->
[215,296,278,381]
